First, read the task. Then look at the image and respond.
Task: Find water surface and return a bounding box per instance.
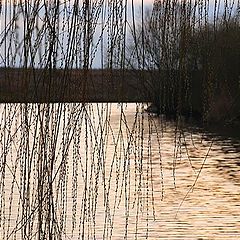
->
[0,103,239,239]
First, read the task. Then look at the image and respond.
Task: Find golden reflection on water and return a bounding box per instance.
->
[139,116,240,240]
[1,103,240,239]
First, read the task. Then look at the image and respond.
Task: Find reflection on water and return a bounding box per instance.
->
[0,103,240,239]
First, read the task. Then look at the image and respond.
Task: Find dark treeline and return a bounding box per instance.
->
[126,3,240,125]
[188,20,240,124]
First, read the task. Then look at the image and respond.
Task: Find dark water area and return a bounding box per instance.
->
[0,103,240,239]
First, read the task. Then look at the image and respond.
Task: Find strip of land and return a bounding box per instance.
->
[1,68,240,133]
[0,68,148,103]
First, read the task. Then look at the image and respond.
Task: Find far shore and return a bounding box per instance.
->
[1,67,240,138]
[0,67,148,103]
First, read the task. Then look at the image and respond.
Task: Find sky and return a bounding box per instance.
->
[0,0,155,68]
[0,0,238,68]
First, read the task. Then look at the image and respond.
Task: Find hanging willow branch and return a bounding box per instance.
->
[0,0,239,239]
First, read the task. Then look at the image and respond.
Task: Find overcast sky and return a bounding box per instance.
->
[0,0,238,68]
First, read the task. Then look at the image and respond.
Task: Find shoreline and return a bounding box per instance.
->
[1,67,239,139]
[0,101,239,139]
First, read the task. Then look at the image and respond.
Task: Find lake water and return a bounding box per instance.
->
[0,103,240,239]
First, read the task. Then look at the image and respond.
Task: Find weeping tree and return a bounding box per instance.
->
[0,0,240,239]
[0,1,138,239]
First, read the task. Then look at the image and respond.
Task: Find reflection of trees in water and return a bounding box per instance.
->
[0,0,239,239]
